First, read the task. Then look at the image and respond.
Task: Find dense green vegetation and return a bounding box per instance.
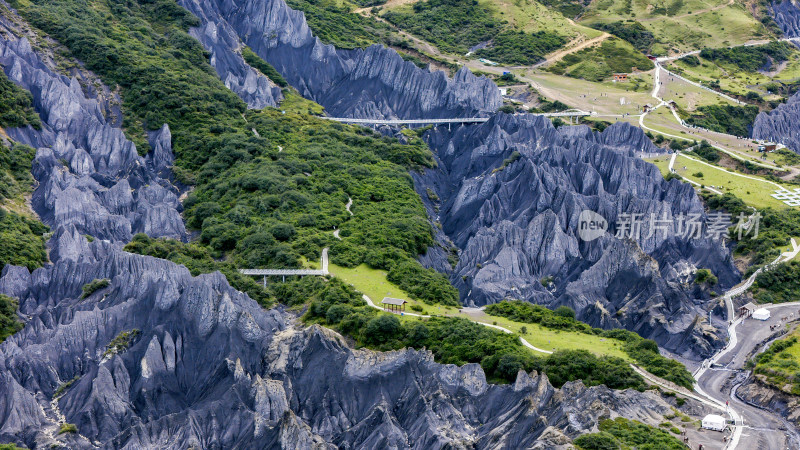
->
[753,261,800,304]
[383,0,504,55]
[595,21,654,52]
[0,69,41,130]
[0,138,48,272]
[574,417,686,450]
[485,301,694,388]
[474,30,565,65]
[0,209,49,272]
[286,0,396,49]
[57,423,77,435]
[0,73,49,274]
[80,278,110,299]
[0,294,23,344]
[16,0,456,307]
[687,140,720,163]
[537,0,588,18]
[685,105,759,137]
[752,332,800,395]
[383,0,563,64]
[700,192,800,274]
[549,38,652,81]
[0,140,36,203]
[53,375,79,398]
[734,208,800,267]
[700,42,794,73]
[296,276,647,386]
[104,329,141,358]
[694,268,718,285]
[242,47,288,87]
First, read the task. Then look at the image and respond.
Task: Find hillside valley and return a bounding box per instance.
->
[1,0,800,448]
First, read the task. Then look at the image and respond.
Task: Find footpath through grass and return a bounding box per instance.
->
[650,153,785,209]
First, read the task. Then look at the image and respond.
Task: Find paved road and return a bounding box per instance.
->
[696,303,800,450]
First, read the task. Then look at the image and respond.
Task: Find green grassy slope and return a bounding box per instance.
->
[580,0,773,54]
[668,42,800,103]
[381,0,566,64]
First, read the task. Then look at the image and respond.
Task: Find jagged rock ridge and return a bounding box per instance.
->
[187,7,284,108]
[0,245,686,449]
[751,2,800,152]
[771,0,800,38]
[177,0,501,119]
[752,92,800,154]
[0,3,701,449]
[417,115,739,358]
[175,0,740,359]
[0,13,186,247]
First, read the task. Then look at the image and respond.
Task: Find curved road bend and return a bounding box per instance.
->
[696,302,800,450]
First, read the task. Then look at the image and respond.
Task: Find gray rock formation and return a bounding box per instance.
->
[177,0,501,119]
[737,375,800,426]
[0,15,186,244]
[176,0,740,358]
[752,92,800,154]
[417,115,738,358]
[752,2,800,152]
[0,243,694,449]
[772,0,800,38]
[0,4,715,448]
[187,8,283,108]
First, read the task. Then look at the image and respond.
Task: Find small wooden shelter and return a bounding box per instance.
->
[381,297,407,313]
[739,302,757,318]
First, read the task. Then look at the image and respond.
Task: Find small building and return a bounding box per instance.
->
[381,297,407,313]
[498,87,508,96]
[759,142,777,152]
[739,302,757,318]
[753,308,771,321]
[643,103,654,112]
[613,73,629,82]
[702,414,727,431]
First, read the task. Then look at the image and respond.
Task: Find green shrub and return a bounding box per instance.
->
[686,105,759,137]
[286,0,395,49]
[700,41,794,72]
[688,141,720,163]
[0,68,41,129]
[0,210,48,271]
[81,279,110,298]
[57,423,77,435]
[384,0,563,65]
[694,268,718,285]
[0,141,37,202]
[475,30,565,65]
[595,21,654,52]
[0,294,23,344]
[753,261,800,303]
[103,329,141,357]
[53,375,79,398]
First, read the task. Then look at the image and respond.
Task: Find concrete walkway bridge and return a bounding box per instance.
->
[320,110,593,129]
[240,248,328,283]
